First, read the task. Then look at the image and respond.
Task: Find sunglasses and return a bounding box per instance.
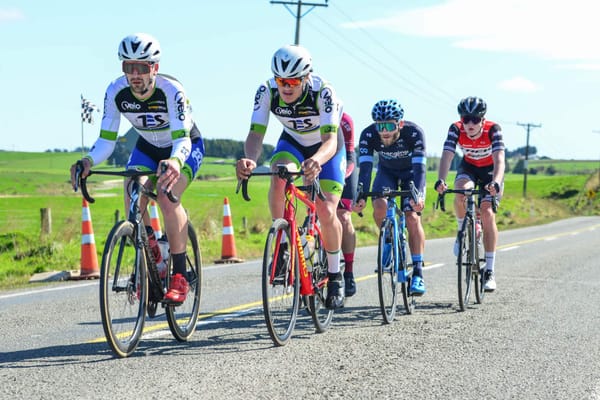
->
[274,76,303,87]
[461,116,482,124]
[375,122,397,132]
[122,62,153,75]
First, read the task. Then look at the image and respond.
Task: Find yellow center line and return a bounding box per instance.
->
[89,222,600,344]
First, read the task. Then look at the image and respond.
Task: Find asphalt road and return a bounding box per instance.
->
[1,216,599,399]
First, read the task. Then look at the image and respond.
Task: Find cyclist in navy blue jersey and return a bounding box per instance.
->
[355,99,427,295]
[70,33,205,305]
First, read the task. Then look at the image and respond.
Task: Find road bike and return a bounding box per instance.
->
[74,162,202,357]
[357,181,419,324]
[436,186,497,311]
[237,165,333,346]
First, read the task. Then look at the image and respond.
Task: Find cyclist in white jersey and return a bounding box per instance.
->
[236,44,347,309]
[70,33,205,305]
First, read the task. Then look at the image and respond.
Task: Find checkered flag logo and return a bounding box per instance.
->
[81,95,99,124]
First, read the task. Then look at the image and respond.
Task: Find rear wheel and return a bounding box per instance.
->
[262,219,299,346]
[308,230,334,333]
[377,218,397,324]
[99,221,147,358]
[457,220,474,311]
[166,222,202,341]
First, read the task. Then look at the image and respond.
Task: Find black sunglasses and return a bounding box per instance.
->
[461,116,482,124]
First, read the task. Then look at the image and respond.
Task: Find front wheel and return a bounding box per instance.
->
[377,218,397,324]
[262,219,300,346]
[308,230,334,333]
[474,236,486,304]
[457,220,474,311]
[166,222,202,341]
[99,221,147,358]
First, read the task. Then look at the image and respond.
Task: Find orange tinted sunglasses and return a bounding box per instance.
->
[274,76,303,87]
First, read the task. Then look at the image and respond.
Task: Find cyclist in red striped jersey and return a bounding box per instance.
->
[434,96,505,291]
[337,112,360,297]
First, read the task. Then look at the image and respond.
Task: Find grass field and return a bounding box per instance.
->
[1,150,598,289]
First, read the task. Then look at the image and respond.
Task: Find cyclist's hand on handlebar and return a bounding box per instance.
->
[354,198,367,213]
[485,181,501,196]
[70,158,91,191]
[236,158,256,180]
[157,159,181,193]
[301,158,321,182]
[409,194,425,213]
[434,179,447,194]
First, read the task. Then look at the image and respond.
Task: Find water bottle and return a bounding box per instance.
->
[157,236,170,278]
[476,219,482,244]
[301,234,315,261]
[145,226,162,264]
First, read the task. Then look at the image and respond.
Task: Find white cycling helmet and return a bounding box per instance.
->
[118,33,161,63]
[271,44,312,78]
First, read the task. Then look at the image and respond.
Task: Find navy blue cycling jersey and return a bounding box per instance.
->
[358,121,427,195]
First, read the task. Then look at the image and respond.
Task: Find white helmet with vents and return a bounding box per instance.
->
[118,33,161,63]
[271,44,312,78]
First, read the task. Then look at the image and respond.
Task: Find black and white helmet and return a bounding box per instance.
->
[271,45,312,78]
[457,96,487,117]
[118,33,161,63]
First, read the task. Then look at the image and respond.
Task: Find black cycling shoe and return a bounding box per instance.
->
[325,273,345,309]
[344,271,356,297]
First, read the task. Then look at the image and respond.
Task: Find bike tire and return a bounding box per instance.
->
[308,229,334,333]
[398,238,414,315]
[474,237,486,304]
[166,222,202,341]
[378,218,397,324]
[262,219,300,346]
[457,219,473,311]
[99,221,147,358]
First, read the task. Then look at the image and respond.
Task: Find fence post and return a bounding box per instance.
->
[40,208,52,236]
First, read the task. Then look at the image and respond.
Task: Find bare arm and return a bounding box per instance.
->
[236,131,264,180]
[491,149,505,184]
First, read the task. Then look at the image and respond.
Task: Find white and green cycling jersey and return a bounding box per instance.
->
[86,73,199,167]
[250,74,343,150]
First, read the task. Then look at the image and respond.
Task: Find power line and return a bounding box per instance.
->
[328,2,456,105]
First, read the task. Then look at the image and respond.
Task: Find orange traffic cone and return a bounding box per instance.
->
[149,200,163,239]
[71,198,100,279]
[215,197,244,264]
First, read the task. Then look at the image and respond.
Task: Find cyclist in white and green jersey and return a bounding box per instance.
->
[236,44,347,309]
[70,33,205,305]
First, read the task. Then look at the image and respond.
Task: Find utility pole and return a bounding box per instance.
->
[270,0,329,44]
[593,130,600,183]
[517,122,542,198]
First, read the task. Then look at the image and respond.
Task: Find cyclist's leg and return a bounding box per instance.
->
[339,167,358,296]
[124,146,158,222]
[454,161,477,237]
[476,166,501,291]
[163,138,205,303]
[317,151,345,309]
[269,138,303,219]
[371,167,397,226]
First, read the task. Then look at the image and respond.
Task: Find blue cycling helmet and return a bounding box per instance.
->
[371,99,404,121]
[457,96,487,117]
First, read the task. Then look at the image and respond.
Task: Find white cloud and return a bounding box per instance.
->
[0,8,24,22]
[497,76,540,93]
[342,0,600,62]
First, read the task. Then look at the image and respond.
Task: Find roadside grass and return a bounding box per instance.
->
[0,151,598,289]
